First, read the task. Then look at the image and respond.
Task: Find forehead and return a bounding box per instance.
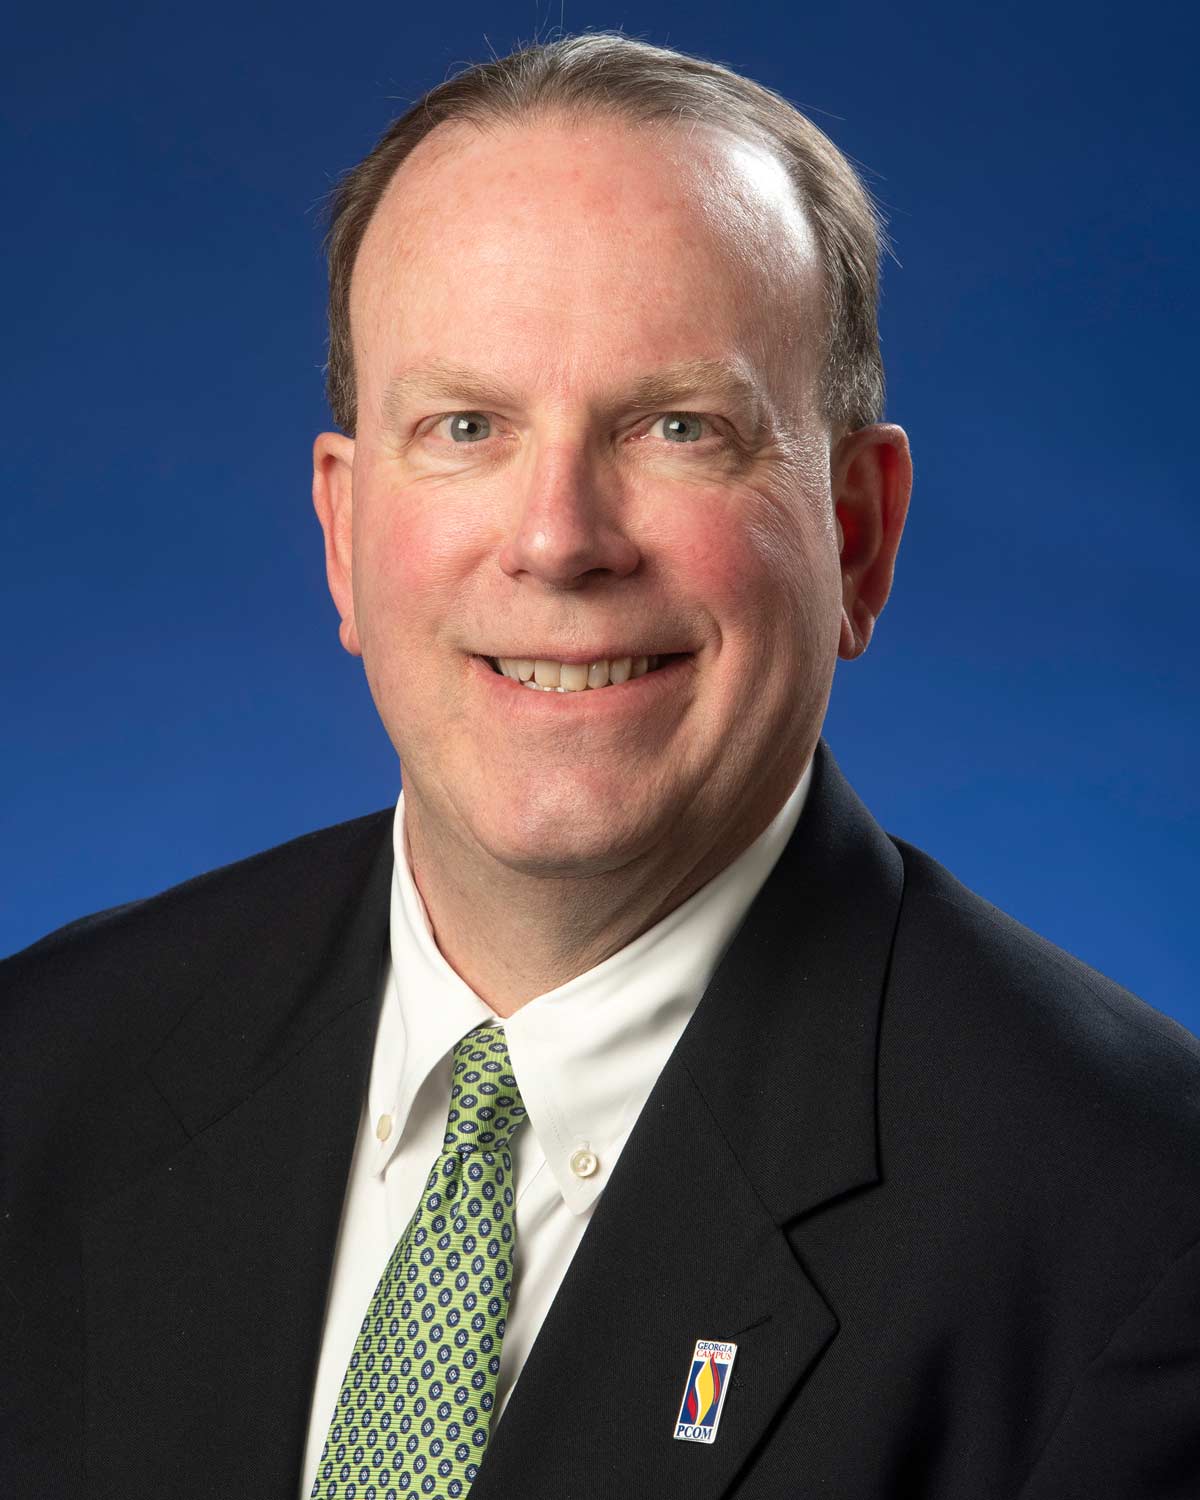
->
[350,114,822,405]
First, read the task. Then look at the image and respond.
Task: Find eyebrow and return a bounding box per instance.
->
[380,357,772,439]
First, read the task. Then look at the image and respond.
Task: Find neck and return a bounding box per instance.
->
[400,763,807,1017]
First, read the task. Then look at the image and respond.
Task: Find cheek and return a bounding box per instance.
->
[659,488,835,648]
[352,491,485,753]
[353,484,487,637]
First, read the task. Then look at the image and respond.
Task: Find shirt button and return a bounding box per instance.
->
[569,1147,599,1179]
[376,1113,393,1142]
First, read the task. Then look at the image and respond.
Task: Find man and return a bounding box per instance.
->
[3,32,1198,1500]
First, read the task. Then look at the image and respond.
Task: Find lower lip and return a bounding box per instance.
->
[468,653,694,717]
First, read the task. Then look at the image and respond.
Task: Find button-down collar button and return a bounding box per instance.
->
[375,1113,393,1143]
[569,1147,599,1179]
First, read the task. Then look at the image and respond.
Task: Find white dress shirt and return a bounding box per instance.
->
[300,761,812,1496]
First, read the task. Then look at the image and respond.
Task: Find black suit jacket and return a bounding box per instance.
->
[4,741,1199,1498]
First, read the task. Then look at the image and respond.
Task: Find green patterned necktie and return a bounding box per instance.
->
[310,1023,527,1500]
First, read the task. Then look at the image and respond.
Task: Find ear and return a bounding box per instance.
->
[831,423,912,660]
[312,430,361,656]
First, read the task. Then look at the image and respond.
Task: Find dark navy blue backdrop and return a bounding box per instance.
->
[4,2,1197,1038]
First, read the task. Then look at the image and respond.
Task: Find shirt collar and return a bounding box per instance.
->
[373,761,812,1210]
[368,827,494,1173]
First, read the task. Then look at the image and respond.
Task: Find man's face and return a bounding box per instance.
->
[316,116,895,884]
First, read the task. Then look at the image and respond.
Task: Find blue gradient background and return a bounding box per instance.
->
[3,2,1196,1038]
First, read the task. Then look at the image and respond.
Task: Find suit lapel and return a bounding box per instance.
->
[475,741,904,1499]
[81,813,394,1498]
[473,1060,838,1500]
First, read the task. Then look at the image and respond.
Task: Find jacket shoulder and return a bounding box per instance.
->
[890,833,1200,1074]
[0,810,394,1076]
[885,833,1200,1238]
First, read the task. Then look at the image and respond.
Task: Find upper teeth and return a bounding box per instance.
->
[493,656,660,691]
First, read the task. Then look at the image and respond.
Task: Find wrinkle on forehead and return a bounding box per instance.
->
[352,113,827,433]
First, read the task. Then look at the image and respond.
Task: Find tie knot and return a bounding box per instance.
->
[443,1024,527,1153]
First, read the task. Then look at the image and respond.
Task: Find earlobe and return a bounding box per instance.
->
[839,596,874,660]
[312,431,361,658]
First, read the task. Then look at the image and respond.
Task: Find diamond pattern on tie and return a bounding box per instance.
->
[311,1024,527,1500]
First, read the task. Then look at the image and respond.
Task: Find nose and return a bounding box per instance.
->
[497,441,640,588]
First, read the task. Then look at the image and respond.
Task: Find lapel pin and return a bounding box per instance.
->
[673,1338,738,1444]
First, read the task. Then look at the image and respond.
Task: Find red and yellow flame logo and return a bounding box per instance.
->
[685,1353,723,1425]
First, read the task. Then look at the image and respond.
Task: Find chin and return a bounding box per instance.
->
[470,794,667,880]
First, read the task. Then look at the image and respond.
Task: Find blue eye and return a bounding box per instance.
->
[658,413,705,443]
[448,412,491,442]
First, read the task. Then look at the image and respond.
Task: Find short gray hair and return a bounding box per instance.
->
[322,32,887,436]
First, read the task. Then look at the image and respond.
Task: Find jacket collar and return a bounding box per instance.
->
[145,811,396,1138]
[679,736,903,1223]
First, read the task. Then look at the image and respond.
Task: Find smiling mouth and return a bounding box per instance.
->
[487,654,676,692]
